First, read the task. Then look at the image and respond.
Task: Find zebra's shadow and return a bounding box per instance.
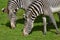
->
[5,15,60,31]
[5,18,24,28]
[31,22,60,34]
[16,18,24,24]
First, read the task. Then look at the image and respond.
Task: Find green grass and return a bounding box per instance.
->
[0,0,60,40]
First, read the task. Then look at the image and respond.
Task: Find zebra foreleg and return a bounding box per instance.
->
[49,13,60,34]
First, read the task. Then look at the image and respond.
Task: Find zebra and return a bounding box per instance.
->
[2,0,35,29]
[2,0,21,29]
[23,0,60,36]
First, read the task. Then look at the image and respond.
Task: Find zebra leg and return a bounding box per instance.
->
[8,9,16,29]
[42,16,47,35]
[49,13,60,34]
[23,18,34,36]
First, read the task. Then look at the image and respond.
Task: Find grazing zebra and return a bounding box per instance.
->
[23,0,60,36]
[2,0,36,29]
[2,0,22,29]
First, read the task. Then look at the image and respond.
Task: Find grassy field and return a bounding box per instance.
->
[0,0,60,40]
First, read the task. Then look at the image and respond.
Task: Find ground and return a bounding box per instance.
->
[0,0,60,40]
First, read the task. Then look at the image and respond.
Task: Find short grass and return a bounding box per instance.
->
[0,0,60,40]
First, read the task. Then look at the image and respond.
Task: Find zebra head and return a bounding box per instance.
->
[23,11,34,36]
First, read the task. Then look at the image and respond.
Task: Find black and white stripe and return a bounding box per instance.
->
[25,0,44,21]
[8,0,22,11]
[23,0,46,35]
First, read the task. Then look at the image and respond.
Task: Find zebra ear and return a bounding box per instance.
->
[2,8,5,12]
[1,7,9,14]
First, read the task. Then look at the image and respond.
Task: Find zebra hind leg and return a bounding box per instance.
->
[49,12,60,34]
[42,16,47,35]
